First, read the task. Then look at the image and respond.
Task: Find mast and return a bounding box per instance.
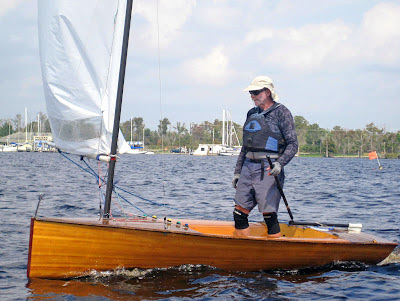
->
[222,110,225,145]
[103,0,133,219]
[130,116,133,144]
[37,113,40,137]
[25,107,28,143]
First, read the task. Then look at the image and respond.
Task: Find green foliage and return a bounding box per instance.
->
[4,112,399,158]
[0,120,13,137]
[385,153,400,159]
[158,118,171,136]
[120,116,400,157]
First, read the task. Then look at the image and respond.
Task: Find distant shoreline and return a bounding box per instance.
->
[0,151,398,159]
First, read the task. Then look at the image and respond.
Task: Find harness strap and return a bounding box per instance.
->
[261,160,265,180]
[249,159,265,180]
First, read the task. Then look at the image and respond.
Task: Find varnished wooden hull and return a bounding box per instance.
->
[27,217,397,279]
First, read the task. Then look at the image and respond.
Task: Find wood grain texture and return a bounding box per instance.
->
[27,217,397,279]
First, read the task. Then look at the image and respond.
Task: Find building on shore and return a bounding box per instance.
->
[0,132,55,152]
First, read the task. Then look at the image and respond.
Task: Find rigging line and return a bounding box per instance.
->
[111,191,127,219]
[59,151,223,220]
[58,151,98,178]
[112,188,148,216]
[84,158,107,217]
[97,161,107,188]
[114,185,224,220]
[60,151,145,216]
[156,0,167,216]
[96,0,119,155]
[98,187,104,219]
[82,157,101,182]
[35,149,56,205]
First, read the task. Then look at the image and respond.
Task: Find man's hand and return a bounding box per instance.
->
[268,162,281,176]
[232,174,240,189]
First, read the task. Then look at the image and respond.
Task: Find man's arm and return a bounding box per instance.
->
[276,106,298,167]
[234,146,246,174]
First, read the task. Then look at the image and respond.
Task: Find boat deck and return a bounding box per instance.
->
[35,216,395,245]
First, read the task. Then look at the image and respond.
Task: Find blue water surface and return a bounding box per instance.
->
[0,153,399,300]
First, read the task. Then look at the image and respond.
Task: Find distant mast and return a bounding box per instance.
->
[103,0,134,219]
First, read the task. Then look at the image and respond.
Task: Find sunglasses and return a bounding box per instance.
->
[249,88,266,96]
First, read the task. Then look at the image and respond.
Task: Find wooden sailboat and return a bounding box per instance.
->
[28,0,397,279]
[28,217,397,279]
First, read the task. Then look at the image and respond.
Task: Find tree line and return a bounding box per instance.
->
[121,116,400,158]
[294,116,400,158]
[2,114,399,158]
[0,113,51,138]
[119,117,242,152]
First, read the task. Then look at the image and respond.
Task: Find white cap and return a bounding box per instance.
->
[243,76,279,101]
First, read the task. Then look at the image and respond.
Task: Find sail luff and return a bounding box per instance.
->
[103,0,133,219]
[38,1,130,156]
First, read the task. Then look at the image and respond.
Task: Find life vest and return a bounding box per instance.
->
[242,103,286,153]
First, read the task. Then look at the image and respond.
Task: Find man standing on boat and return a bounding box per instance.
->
[232,76,298,238]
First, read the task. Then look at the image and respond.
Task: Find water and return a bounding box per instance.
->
[1,152,399,300]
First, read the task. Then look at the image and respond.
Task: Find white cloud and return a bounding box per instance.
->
[359,2,400,65]
[195,4,240,28]
[133,0,196,49]
[242,2,400,73]
[362,2,400,40]
[244,28,274,44]
[181,46,231,85]
[244,21,353,72]
[2,0,400,131]
[0,0,23,17]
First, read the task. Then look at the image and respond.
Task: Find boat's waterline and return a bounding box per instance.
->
[27,217,397,279]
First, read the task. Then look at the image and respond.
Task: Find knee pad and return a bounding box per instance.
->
[233,208,249,229]
[263,212,280,234]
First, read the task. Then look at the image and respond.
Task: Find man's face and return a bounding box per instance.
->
[250,88,270,109]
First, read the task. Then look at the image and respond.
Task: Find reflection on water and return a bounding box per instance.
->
[1,153,399,300]
[27,262,400,300]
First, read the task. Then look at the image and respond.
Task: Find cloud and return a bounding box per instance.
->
[133,0,196,49]
[194,3,241,28]
[362,2,400,40]
[244,28,274,44]
[0,0,23,17]
[244,20,353,72]
[242,2,400,73]
[181,46,231,86]
[359,2,400,65]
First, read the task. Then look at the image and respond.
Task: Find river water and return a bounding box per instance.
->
[1,152,399,300]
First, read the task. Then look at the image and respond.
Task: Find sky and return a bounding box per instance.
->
[1,0,400,132]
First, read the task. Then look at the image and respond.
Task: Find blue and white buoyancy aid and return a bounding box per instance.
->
[242,103,286,153]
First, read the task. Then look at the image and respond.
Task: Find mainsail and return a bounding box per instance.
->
[38,0,130,156]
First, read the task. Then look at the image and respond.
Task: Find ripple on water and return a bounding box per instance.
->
[1,154,399,300]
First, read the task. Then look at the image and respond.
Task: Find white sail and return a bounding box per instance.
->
[38,0,130,156]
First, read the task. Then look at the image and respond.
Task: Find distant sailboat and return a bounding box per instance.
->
[1,120,18,152]
[2,144,18,152]
[192,109,241,156]
[126,117,147,154]
[28,0,397,279]
[219,109,241,156]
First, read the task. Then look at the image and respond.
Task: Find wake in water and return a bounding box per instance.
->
[76,258,396,282]
[380,245,400,265]
[84,264,218,280]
